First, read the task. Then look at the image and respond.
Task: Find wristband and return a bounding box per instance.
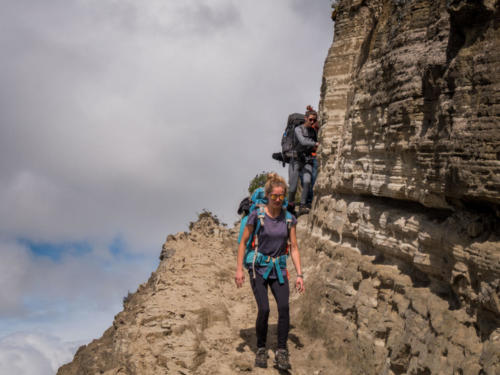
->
[297,274,303,278]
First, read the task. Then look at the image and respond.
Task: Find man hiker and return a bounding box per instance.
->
[288,106,319,216]
[300,107,320,206]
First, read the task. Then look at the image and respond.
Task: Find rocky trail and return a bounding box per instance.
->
[58,214,341,375]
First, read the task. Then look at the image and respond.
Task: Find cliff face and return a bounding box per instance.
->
[296,0,500,373]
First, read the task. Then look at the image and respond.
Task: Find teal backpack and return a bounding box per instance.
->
[237,187,293,284]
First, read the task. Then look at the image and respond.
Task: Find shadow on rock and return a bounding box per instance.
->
[236,324,303,353]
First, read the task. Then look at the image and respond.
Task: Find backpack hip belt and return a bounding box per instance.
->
[244,251,288,284]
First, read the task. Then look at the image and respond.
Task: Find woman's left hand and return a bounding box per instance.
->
[295,276,305,293]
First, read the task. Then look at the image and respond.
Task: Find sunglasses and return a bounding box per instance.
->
[309,118,317,122]
[270,194,285,201]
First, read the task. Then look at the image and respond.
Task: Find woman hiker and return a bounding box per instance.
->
[235,173,305,370]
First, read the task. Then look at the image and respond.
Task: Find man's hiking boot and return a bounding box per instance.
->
[274,349,291,370]
[255,347,268,368]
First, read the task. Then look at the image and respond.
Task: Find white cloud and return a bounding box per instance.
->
[0,242,31,316]
[0,332,82,375]
[0,0,332,243]
[0,239,155,322]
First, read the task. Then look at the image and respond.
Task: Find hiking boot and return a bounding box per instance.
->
[255,347,268,368]
[274,348,291,370]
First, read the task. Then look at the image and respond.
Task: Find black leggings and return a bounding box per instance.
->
[250,272,290,349]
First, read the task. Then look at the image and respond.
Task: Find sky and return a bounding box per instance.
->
[0,0,334,373]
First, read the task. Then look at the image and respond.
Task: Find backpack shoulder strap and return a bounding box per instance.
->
[253,205,266,248]
[243,210,258,249]
[285,211,293,250]
[257,205,266,227]
[248,205,267,279]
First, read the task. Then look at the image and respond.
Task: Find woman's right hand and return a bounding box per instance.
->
[235,268,245,288]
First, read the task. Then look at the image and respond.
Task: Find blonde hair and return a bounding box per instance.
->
[264,172,288,197]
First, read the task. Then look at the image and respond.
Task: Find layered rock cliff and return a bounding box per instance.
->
[299,0,500,373]
[58,0,499,374]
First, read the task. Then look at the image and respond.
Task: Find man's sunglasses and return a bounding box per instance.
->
[270,194,285,201]
[309,118,317,122]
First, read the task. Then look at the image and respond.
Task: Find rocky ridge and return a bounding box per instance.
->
[57,214,340,374]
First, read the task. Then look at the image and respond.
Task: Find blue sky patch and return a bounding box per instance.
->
[18,239,92,262]
[109,235,126,257]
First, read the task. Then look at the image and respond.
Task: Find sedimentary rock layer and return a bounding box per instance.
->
[305,0,500,373]
[318,0,500,208]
